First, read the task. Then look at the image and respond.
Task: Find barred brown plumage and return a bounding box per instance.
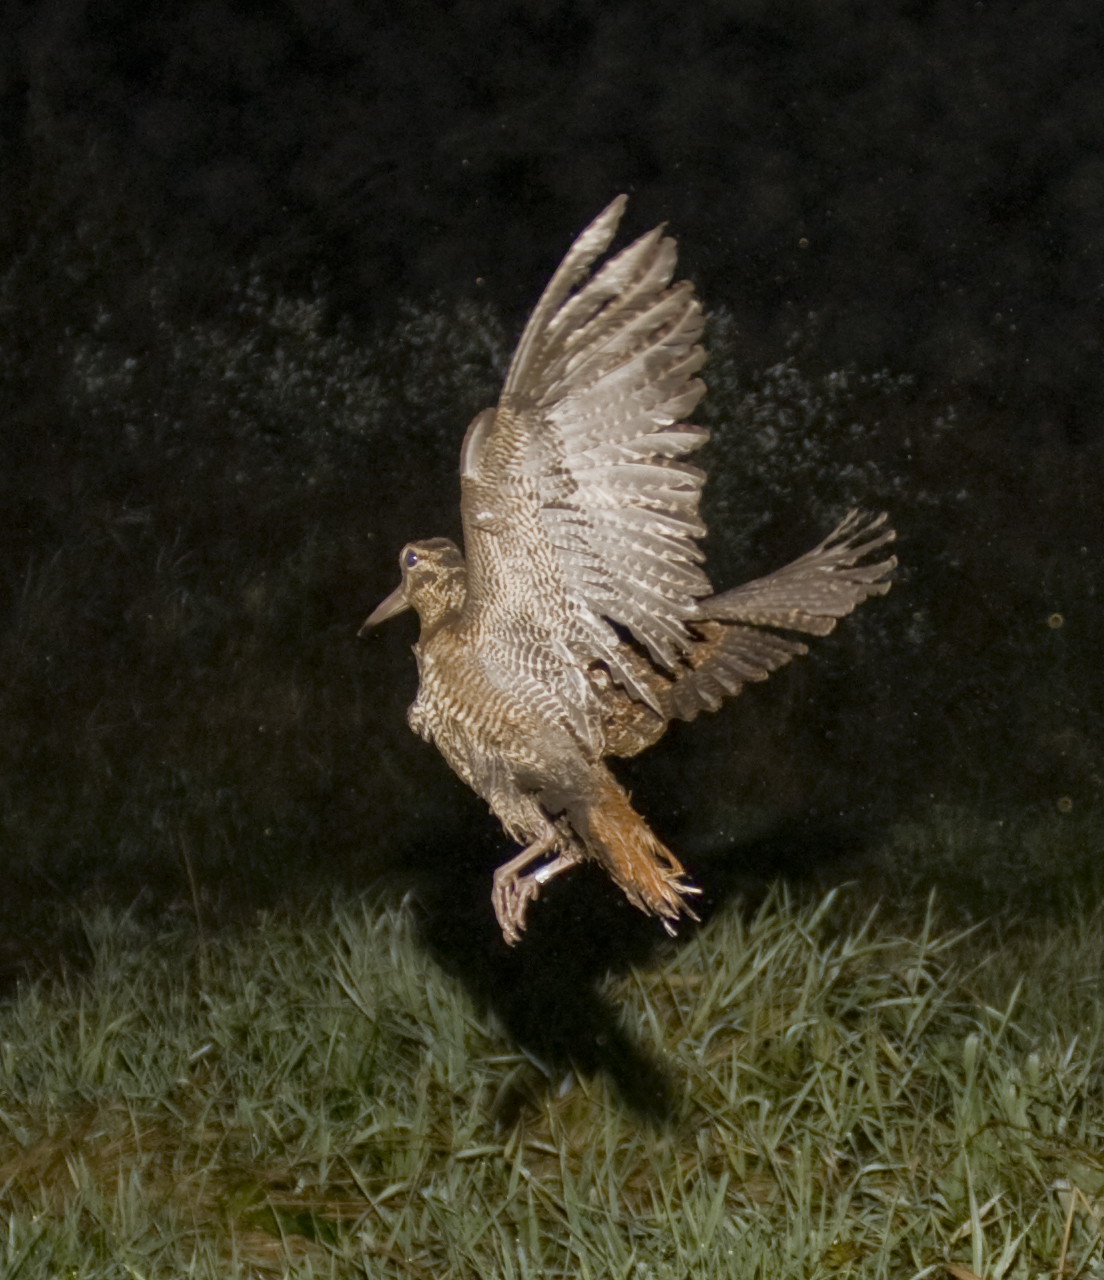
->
[362,196,896,945]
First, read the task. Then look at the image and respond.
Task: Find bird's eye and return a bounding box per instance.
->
[403,548,419,570]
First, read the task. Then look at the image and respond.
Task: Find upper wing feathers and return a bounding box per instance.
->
[461,196,713,684]
[500,196,630,404]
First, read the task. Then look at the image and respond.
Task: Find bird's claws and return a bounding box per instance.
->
[491,868,543,946]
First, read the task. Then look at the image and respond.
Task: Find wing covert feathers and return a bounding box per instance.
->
[461,195,712,683]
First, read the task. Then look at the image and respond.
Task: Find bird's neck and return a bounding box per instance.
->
[413,569,468,637]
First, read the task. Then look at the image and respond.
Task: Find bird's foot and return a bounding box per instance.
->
[492,847,584,946]
[492,865,544,946]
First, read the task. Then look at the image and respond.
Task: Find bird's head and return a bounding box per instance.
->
[359,538,467,635]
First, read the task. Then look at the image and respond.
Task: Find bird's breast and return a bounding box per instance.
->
[410,623,594,775]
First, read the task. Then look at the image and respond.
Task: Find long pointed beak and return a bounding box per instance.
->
[359,582,410,635]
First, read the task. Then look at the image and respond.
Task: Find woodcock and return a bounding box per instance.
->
[362,196,896,945]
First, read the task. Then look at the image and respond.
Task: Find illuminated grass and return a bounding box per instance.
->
[3,887,1104,1278]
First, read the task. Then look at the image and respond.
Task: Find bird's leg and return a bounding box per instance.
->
[532,848,584,886]
[492,825,582,945]
[491,826,558,945]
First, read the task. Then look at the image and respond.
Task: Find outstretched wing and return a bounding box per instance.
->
[583,509,897,739]
[699,510,896,634]
[459,196,712,699]
[660,510,897,723]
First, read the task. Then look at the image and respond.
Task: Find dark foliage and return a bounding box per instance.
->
[3,0,1103,439]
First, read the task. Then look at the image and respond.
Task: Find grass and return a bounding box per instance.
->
[4,884,1104,1278]
[0,253,1101,1275]
[2,130,1102,1280]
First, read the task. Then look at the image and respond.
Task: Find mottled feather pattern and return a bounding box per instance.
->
[462,199,713,680]
[365,197,896,943]
[701,511,896,635]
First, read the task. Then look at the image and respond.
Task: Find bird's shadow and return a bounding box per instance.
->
[0,803,877,1128]
[387,810,875,1127]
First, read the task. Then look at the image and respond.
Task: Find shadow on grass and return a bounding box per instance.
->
[386,811,878,1124]
[0,801,880,1124]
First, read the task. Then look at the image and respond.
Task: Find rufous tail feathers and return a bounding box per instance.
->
[574,766,700,934]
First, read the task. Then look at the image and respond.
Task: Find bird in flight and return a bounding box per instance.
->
[362,196,895,945]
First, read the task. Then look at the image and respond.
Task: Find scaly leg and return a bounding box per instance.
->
[491,826,582,945]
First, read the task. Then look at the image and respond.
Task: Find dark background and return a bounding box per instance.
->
[6,0,1104,435]
[1,1,1101,1060]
